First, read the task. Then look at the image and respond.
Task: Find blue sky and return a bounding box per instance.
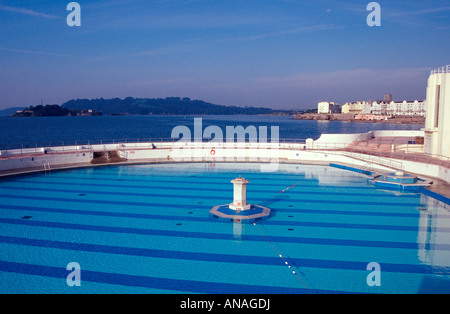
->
[0,0,449,110]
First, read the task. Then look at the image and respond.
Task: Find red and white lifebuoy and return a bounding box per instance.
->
[210,149,216,155]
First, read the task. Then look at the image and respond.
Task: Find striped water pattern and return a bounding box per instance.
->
[0,163,449,294]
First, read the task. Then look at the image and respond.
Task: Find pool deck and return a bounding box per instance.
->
[423,179,450,202]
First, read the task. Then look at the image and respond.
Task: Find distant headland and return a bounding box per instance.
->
[61,97,275,116]
[8,97,282,117]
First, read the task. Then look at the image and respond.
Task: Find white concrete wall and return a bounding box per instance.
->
[0,152,93,172]
[314,132,371,144]
[396,159,446,182]
[1,139,449,183]
[371,130,424,138]
[438,166,450,183]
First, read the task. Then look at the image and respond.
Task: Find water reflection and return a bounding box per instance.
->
[233,220,244,241]
[418,195,450,272]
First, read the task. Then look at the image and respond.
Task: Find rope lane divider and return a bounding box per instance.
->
[252,222,313,294]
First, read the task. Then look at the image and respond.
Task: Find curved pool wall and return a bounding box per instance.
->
[1,139,450,186]
[0,162,449,294]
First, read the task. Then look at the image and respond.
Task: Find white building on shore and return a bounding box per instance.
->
[371,101,388,115]
[387,100,426,116]
[318,101,340,114]
[353,99,426,116]
[361,101,374,114]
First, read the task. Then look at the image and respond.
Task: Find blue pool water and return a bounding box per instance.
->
[0,163,449,294]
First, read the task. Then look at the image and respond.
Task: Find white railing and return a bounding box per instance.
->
[337,150,404,170]
[43,161,51,172]
[431,65,450,75]
[0,137,309,151]
[344,146,450,168]
[1,139,449,169]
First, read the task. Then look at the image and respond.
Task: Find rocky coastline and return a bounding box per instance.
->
[293,113,425,124]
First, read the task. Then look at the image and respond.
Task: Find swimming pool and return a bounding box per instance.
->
[0,163,449,294]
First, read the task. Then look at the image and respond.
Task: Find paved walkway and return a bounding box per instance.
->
[425,179,450,200]
[346,136,449,168]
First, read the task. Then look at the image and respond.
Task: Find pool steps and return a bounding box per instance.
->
[329,162,433,192]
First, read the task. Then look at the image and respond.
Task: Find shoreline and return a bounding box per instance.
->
[293,113,425,125]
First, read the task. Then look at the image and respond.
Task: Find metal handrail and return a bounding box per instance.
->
[0,137,311,151]
[1,139,449,169]
[344,147,450,168]
[338,150,404,170]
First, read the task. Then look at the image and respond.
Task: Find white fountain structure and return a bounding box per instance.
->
[209,175,271,223]
[229,175,251,211]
